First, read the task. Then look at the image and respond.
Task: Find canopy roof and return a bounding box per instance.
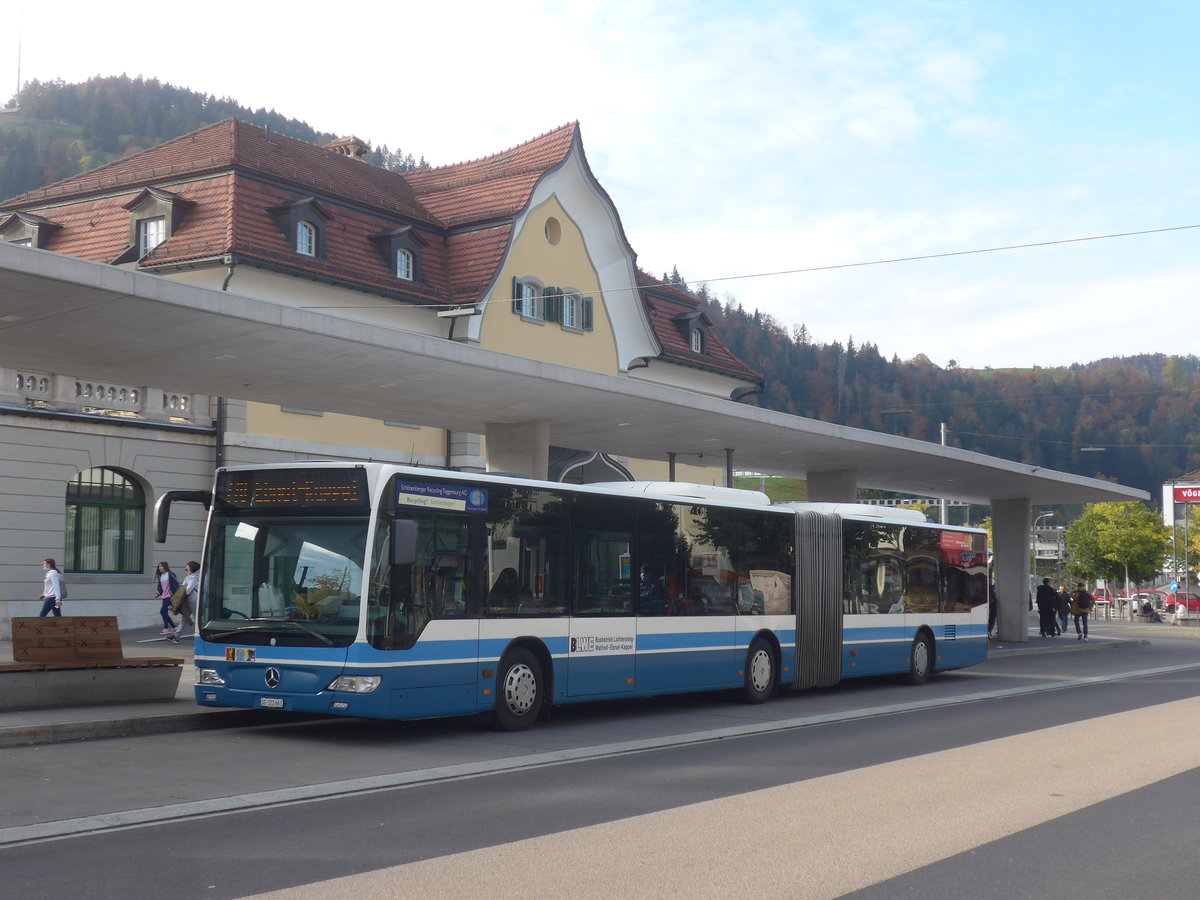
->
[0,244,1149,507]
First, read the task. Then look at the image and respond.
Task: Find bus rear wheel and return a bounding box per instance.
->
[494,647,543,731]
[904,633,933,685]
[740,637,775,704]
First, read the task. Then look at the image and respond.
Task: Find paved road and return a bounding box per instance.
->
[2,630,1199,898]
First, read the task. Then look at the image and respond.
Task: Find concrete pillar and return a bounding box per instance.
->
[447,431,485,472]
[992,497,1033,643]
[485,420,550,481]
[807,469,857,502]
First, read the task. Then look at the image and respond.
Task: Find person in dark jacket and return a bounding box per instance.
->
[1036,578,1060,637]
[1057,584,1072,633]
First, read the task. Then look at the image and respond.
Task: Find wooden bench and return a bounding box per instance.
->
[1,616,184,709]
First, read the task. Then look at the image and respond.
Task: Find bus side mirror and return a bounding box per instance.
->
[391,519,418,566]
[154,490,211,543]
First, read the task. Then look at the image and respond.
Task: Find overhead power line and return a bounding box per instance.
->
[300,223,1200,311]
[685,223,1200,288]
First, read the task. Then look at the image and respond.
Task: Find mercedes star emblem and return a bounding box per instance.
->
[264,667,281,689]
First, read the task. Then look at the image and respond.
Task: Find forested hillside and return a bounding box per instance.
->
[0,76,427,200]
[3,77,1195,500]
[687,274,1199,498]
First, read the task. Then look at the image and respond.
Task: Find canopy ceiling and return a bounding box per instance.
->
[0,244,1148,507]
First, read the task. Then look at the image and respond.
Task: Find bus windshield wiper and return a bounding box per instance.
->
[204,619,335,646]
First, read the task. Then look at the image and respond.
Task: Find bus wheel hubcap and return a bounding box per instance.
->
[504,664,537,715]
[750,650,772,692]
[914,642,929,675]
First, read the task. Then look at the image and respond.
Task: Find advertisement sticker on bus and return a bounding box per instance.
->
[570,634,635,654]
[396,481,489,513]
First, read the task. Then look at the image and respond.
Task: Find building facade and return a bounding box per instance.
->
[0,120,761,632]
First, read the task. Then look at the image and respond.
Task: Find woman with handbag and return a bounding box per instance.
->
[166,561,200,642]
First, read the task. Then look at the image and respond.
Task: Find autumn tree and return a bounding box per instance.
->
[1065,502,1169,591]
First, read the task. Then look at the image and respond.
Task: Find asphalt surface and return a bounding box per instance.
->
[0,612,1183,748]
[4,613,1199,900]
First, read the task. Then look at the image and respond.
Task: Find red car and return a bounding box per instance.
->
[1164,591,1200,613]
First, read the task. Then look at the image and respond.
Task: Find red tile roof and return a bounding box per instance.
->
[1,119,436,225]
[638,271,762,383]
[407,123,577,226]
[30,195,138,263]
[154,176,451,303]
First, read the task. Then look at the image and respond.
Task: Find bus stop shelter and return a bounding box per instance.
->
[0,244,1149,642]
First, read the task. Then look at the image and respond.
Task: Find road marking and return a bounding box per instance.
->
[246,695,1200,900]
[2,660,1199,849]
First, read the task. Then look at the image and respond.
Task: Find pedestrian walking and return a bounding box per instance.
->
[1057,584,1072,634]
[154,561,182,635]
[1036,577,1059,637]
[37,557,64,617]
[167,560,199,642]
[1071,581,1095,641]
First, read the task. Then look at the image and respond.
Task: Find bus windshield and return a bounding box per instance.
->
[200,513,367,647]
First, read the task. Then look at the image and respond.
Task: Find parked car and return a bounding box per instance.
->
[1134,590,1167,613]
[1164,591,1200,613]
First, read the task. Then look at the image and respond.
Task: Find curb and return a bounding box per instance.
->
[0,709,314,749]
[988,637,1150,657]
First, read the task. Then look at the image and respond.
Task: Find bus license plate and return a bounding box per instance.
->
[259,697,285,709]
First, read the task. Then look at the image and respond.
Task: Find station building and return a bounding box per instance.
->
[0,120,761,631]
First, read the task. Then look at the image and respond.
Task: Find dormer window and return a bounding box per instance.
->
[268,197,332,260]
[1,211,62,249]
[370,224,426,285]
[296,220,317,256]
[396,248,414,280]
[118,187,193,264]
[673,308,711,355]
[139,217,166,257]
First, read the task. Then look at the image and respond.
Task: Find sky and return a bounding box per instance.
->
[3,0,1198,369]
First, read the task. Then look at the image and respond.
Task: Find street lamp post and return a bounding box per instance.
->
[1032,511,1055,592]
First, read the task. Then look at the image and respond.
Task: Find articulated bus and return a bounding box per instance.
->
[164,462,989,730]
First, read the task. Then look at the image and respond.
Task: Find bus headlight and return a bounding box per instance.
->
[198,668,226,686]
[327,675,382,693]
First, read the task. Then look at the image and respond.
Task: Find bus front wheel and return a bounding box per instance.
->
[494,647,544,731]
[904,633,933,685]
[740,637,775,704]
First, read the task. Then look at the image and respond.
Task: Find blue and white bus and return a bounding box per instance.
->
[167,462,989,730]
